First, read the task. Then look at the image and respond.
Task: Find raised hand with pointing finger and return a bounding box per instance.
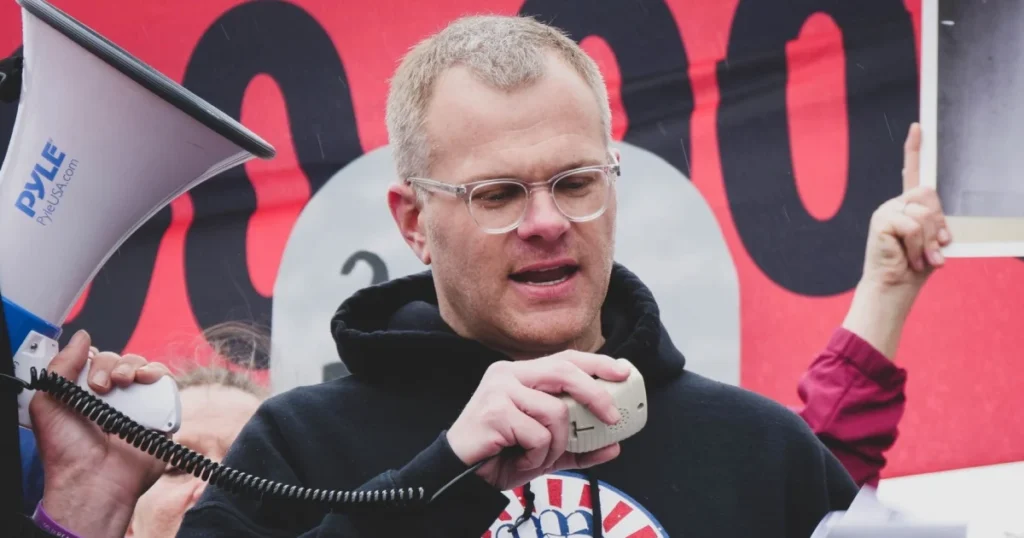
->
[843,122,952,358]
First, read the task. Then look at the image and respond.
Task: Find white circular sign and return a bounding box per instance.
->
[270,143,739,394]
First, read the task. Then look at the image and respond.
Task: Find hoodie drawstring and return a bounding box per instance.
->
[513,482,537,529]
[587,470,604,538]
[515,473,604,538]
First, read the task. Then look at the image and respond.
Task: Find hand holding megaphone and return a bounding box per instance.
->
[13,329,181,433]
[28,330,171,538]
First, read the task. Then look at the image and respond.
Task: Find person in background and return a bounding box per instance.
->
[126,363,266,538]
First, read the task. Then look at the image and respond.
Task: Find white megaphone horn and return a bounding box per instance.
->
[0,0,276,433]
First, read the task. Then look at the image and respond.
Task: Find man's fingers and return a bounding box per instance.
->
[903,123,921,193]
[109,354,149,387]
[558,352,631,382]
[87,351,122,393]
[508,384,569,472]
[515,360,621,425]
[134,362,172,385]
[507,407,553,473]
[46,330,91,384]
[84,351,167,389]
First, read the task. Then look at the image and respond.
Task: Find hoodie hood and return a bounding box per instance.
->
[330,263,685,390]
[330,263,687,538]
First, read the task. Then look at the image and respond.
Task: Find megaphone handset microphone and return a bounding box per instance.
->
[0,0,651,521]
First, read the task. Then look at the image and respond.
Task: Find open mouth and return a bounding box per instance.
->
[509,264,580,286]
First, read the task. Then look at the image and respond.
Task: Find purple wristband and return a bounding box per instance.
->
[32,502,82,538]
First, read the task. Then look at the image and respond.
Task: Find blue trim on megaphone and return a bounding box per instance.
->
[1,297,61,354]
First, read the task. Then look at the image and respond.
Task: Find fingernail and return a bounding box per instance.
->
[70,330,87,347]
[609,407,622,423]
[92,370,109,389]
[113,365,132,378]
[616,358,631,375]
[938,228,951,243]
[929,250,944,265]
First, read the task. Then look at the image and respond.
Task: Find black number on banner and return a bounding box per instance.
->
[717,1,918,295]
[181,2,363,334]
[0,46,21,125]
[517,0,694,176]
[341,251,389,286]
[0,45,162,352]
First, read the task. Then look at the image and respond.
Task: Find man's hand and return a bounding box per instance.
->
[844,123,951,357]
[30,330,173,537]
[446,350,630,490]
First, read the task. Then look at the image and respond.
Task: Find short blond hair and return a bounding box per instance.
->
[172,321,270,400]
[385,14,612,182]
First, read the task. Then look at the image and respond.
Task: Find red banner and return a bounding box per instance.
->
[1,0,1020,481]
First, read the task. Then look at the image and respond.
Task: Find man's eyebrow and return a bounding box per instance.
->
[465,159,607,182]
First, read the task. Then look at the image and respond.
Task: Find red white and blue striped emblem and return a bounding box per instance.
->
[484,472,667,538]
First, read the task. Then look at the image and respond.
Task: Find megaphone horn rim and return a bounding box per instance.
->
[16,0,277,160]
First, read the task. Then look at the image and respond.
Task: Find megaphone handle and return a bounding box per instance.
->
[13,331,181,433]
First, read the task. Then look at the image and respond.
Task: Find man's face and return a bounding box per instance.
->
[393,52,617,357]
[126,385,261,538]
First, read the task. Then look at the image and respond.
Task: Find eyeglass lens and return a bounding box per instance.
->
[468,170,610,231]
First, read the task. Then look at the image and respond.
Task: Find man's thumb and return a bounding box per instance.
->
[46,330,92,381]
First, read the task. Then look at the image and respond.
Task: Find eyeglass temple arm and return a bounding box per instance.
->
[407,177,465,196]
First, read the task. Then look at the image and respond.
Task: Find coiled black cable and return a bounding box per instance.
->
[14,367,428,512]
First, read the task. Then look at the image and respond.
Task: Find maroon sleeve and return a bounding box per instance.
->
[792,327,908,488]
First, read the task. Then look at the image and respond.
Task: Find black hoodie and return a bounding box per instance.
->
[176,264,856,538]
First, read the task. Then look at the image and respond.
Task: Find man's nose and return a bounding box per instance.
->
[515,190,570,242]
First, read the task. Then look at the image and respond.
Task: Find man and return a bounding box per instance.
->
[176,15,951,538]
[10,13,946,537]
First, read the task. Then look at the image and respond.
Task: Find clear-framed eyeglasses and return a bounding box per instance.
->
[405,160,621,234]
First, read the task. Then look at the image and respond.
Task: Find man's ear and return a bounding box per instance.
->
[610,146,622,165]
[387,183,431,265]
